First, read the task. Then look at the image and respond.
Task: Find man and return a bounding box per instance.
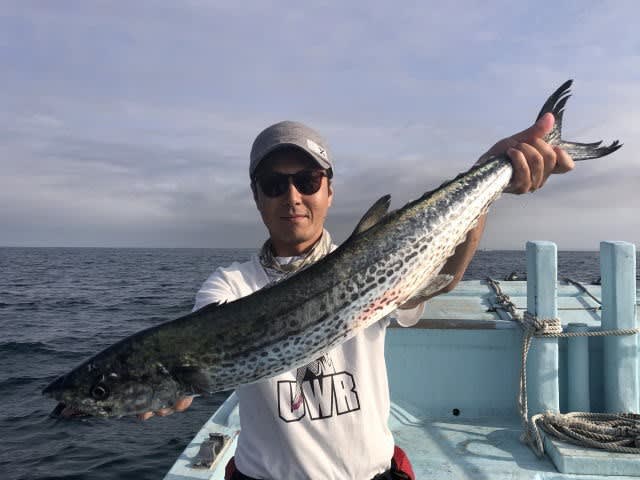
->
[141,115,574,479]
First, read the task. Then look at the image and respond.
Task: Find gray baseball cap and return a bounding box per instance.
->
[249,120,333,178]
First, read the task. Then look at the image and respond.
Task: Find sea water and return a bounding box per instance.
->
[0,247,637,480]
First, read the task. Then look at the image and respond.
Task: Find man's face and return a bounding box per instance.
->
[253,148,333,257]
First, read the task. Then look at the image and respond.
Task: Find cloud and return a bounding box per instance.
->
[1,1,638,247]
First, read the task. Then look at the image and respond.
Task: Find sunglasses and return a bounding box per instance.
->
[255,169,331,198]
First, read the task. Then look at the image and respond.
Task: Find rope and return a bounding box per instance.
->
[490,304,600,313]
[485,277,640,457]
[531,412,640,454]
[563,277,602,305]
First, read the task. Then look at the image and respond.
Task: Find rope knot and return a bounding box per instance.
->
[496,293,509,303]
[523,312,563,336]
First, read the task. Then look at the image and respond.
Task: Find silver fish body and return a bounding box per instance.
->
[42,80,621,417]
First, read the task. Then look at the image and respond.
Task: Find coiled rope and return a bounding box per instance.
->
[486,277,640,457]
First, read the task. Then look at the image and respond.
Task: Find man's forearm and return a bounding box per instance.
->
[438,213,487,291]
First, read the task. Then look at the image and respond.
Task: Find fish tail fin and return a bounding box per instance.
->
[557,139,622,161]
[537,79,622,161]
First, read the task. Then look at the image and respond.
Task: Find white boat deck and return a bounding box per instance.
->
[388,402,639,479]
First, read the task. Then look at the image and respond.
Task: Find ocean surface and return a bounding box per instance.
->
[1,247,638,480]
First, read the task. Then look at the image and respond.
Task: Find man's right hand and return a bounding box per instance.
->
[138,396,193,420]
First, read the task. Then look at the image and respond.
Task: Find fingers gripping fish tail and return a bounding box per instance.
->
[537,79,622,161]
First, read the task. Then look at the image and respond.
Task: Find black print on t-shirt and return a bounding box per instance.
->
[277,371,361,422]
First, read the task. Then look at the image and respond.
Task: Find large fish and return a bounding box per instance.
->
[43,80,620,417]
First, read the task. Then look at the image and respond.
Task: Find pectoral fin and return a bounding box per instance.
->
[172,366,211,395]
[407,274,454,303]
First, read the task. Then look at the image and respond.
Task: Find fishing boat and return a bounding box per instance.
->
[164,240,639,479]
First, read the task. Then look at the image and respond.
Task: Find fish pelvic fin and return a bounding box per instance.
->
[537,79,622,161]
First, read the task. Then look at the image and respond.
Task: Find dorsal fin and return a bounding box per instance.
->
[351,194,391,236]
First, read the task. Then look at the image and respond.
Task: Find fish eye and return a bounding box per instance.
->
[90,382,110,400]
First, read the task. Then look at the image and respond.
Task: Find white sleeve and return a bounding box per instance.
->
[392,303,425,327]
[192,268,239,312]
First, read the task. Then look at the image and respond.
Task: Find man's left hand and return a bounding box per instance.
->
[137,396,193,421]
[481,112,575,194]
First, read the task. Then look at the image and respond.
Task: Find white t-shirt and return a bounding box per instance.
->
[193,252,423,480]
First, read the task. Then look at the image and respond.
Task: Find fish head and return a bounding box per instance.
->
[43,356,182,418]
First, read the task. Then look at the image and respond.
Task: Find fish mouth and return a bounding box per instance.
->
[44,375,90,418]
[49,402,88,418]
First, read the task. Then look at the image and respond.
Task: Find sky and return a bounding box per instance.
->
[1,1,638,250]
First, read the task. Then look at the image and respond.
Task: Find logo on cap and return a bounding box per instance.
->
[306,139,328,161]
